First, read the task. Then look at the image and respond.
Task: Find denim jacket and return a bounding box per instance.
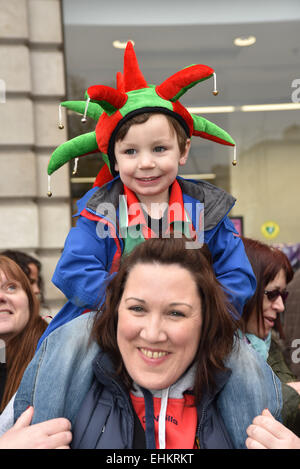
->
[14,312,282,449]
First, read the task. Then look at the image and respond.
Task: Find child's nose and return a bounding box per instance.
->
[138,152,156,169]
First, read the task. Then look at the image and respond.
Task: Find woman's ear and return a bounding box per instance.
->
[114,161,119,172]
[179,139,191,166]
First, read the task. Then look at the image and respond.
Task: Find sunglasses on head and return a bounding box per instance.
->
[264,288,289,303]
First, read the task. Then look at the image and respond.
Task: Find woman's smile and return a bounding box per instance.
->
[138,347,170,366]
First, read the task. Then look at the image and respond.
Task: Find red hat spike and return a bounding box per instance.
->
[123,41,148,92]
[156,64,214,102]
[116,72,125,92]
[87,85,127,112]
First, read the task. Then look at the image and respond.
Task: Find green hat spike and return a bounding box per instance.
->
[192,113,237,165]
[48,131,99,176]
[192,113,235,146]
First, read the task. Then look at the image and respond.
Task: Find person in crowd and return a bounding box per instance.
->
[246,408,300,449]
[0,255,48,412]
[37,41,256,348]
[0,406,71,449]
[13,237,281,449]
[1,250,44,304]
[241,237,300,435]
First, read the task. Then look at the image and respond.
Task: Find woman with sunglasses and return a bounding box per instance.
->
[241,237,300,436]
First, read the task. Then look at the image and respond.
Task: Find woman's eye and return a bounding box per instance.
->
[169,310,185,318]
[129,305,144,313]
[7,284,17,292]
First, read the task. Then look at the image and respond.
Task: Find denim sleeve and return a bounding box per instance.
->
[13,341,45,422]
[218,338,283,449]
[52,215,120,309]
[14,313,99,426]
[206,216,256,317]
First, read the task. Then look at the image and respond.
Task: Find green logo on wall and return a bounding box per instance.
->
[261,221,280,239]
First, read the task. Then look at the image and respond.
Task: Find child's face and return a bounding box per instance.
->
[114,114,190,205]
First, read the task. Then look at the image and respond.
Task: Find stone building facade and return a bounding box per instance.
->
[0,0,70,316]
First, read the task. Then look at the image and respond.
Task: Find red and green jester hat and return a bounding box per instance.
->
[47,41,236,194]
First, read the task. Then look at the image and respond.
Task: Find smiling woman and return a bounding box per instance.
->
[241,237,294,357]
[0,256,48,412]
[92,237,237,407]
[0,275,29,342]
[241,237,300,436]
[72,236,240,448]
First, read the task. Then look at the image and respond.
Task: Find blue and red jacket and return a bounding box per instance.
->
[37,176,256,349]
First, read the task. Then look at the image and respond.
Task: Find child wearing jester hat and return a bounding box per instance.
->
[38,42,256,347]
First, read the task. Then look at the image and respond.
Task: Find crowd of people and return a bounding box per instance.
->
[0,42,299,450]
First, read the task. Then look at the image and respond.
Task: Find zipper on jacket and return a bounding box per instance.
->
[196,406,207,449]
[95,360,135,447]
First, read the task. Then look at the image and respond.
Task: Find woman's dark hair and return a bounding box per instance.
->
[242,237,294,339]
[0,256,48,412]
[92,236,239,404]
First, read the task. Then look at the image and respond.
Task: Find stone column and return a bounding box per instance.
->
[0,0,70,316]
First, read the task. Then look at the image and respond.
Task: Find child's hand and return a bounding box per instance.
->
[0,406,72,449]
[246,408,300,449]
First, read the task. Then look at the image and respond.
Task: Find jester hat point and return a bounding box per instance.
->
[48,41,236,192]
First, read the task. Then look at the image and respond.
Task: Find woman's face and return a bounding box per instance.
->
[0,269,30,341]
[117,262,202,390]
[247,268,287,340]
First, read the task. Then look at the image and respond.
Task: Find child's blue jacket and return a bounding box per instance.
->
[37,176,256,348]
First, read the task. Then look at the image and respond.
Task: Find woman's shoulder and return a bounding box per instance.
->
[14,312,100,425]
[41,311,99,356]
